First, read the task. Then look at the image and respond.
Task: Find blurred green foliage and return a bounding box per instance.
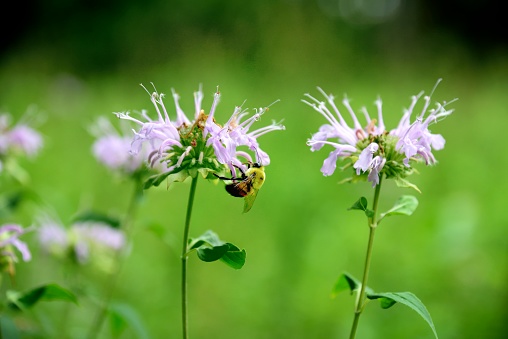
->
[1,0,508,338]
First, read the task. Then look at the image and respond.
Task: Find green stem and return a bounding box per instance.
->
[182,175,198,339]
[349,177,383,339]
[87,177,143,339]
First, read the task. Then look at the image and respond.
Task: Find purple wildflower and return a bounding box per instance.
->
[116,84,284,181]
[354,143,380,175]
[91,117,148,173]
[304,80,454,187]
[8,125,43,156]
[390,90,452,166]
[115,85,200,173]
[37,217,126,270]
[0,113,43,171]
[71,222,126,264]
[37,218,69,256]
[0,224,32,263]
[205,90,285,174]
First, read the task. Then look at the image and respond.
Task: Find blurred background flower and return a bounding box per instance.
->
[38,217,126,274]
[90,116,148,174]
[0,224,32,262]
[0,113,43,175]
[0,223,32,279]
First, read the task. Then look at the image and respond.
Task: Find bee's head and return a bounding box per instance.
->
[252,162,262,168]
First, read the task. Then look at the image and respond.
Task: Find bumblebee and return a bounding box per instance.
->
[214,163,265,213]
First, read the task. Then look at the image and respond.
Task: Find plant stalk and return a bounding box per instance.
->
[349,177,383,339]
[181,175,198,339]
[87,177,143,339]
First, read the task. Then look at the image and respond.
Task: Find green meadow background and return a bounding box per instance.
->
[1,1,507,338]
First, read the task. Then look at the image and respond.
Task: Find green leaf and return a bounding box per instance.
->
[331,272,375,298]
[71,211,121,228]
[144,170,192,189]
[189,231,246,269]
[331,272,361,298]
[348,197,374,218]
[379,195,419,221]
[219,243,246,269]
[108,302,149,339]
[395,178,421,193]
[8,284,78,311]
[367,291,438,339]
[378,297,397,309]
[197,244,230,262]
[143,171,172,189]
[188,230,222,250]
[348,197,368,212]
[165,171,192,188]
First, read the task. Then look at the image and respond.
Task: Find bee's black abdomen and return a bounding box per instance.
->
[225,184,248,197]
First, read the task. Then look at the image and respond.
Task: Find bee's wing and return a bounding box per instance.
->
[243,188,259,213]
[235,180,251,193]
[226,182,246,197]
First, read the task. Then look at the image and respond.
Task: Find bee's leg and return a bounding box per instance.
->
[242,161,254,170]
[213,173,242,181]
[232,163,249,176]
[217,162,248,181]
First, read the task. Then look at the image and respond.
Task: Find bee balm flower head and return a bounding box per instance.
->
[304,80,454,188]
[116,84,284,185]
